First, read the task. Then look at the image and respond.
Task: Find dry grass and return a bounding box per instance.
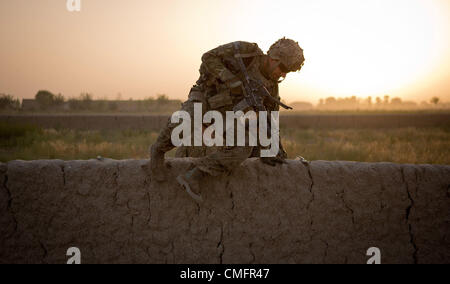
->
[0,122,449,164]
[0,123,161,161]
[282,128,450,164]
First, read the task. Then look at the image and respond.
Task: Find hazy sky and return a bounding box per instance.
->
[1,0,449,103]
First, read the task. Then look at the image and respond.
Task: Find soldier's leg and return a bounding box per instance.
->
[174,145,208,158]
[177,145,253,202]
[194,145,254,177]
[177,114,254,201]
[150,85,206,180]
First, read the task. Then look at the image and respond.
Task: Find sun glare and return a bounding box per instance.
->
[239,0,446,100]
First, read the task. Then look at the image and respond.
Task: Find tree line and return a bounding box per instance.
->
[0,90,181,112]
[0,91,447,112]
[315,95,445,110]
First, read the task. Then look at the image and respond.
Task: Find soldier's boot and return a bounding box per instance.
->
[176,167,205,202]
[150,144,167,182]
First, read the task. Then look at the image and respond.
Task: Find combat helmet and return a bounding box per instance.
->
[268,37,305,72]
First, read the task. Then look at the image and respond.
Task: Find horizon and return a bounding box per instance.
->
[14,91,449,106]
[1,0,449,104]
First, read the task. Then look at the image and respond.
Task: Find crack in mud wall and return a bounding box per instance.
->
[0,159,449,264]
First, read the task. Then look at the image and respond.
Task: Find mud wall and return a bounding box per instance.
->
[2,113,450,130]
[0,159,449,264]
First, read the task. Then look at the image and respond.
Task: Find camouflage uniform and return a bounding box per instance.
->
[153,40,299,176]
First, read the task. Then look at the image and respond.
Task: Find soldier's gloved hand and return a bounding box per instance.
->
[260,156,286,166]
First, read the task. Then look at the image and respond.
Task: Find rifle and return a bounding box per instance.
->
[232,42,292,112]
[231,42,290,162]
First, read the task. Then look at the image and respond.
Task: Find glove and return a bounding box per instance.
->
[260,156,287,166]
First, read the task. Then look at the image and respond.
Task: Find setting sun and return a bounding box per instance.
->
[238,0,449,101]
[297,1,443,94]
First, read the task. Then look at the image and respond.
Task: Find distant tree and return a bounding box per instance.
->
[54,93,65,105]
[35,90,57,109]
[0,94,19,110]
[80,93,93,102]
[325,97,336,105]
[430,97,440,105]
[156,94,169,104]
[375,97,382,105]
[383,95,390,105]
[67,93,94,111]
[68,98,82,110]
[144,96,155,101]
[80,93,93,110]
[143,96,156,109]
[390,97,402,104]
[367,96,372,106]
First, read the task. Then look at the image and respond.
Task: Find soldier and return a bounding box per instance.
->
[150,38,305,201]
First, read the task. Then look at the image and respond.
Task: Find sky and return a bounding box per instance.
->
[0,0,449,104]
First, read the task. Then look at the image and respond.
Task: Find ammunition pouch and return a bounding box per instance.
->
[188,87,205,103]
[187,86,209,114]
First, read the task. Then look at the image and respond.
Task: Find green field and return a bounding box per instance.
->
[1,122,449,164]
